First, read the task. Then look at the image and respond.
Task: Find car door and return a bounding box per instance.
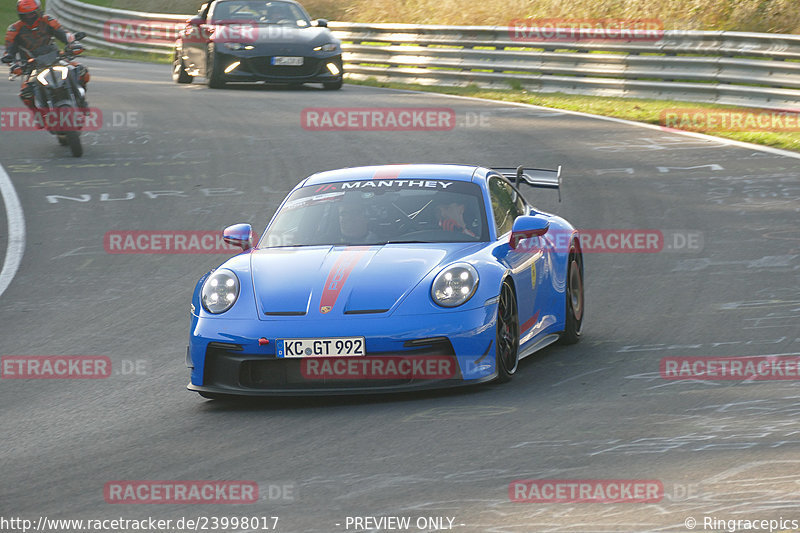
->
[488,176,545,342]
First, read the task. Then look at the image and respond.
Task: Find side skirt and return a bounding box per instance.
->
[518,333,560,361]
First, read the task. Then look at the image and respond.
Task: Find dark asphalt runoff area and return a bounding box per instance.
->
[1,57,799,532]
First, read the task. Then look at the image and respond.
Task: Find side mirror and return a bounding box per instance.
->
[509,215,549,250]
[73,32,87,41]
[187,15,204,26]
[315,19,328,27]
[223,223,254,251]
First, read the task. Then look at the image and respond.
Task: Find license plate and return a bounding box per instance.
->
[277,337,365,358]
[271,56,303,66]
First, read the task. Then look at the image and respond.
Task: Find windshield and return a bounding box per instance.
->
[209,0,311,27]
[261,180,489,248]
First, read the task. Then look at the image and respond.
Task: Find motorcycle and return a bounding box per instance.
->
[4,31,88,157]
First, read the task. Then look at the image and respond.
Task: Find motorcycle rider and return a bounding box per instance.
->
[2,0,90,112]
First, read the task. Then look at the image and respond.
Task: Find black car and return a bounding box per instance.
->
[172,0,343,89]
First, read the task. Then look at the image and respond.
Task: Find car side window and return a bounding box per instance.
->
[488,176,525,237]
[198,2,210,18]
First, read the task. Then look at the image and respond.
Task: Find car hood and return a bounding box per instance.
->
[213,25,334,50]
[250,245,469,319]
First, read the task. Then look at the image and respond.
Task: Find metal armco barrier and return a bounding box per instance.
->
[47,0,800,108]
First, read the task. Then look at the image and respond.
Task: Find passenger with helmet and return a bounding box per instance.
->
[2,0,90,111]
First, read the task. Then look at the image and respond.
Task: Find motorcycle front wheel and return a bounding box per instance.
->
[53,104,83,157]
[64,131,82,157]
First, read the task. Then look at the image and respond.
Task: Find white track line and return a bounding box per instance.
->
[0,163,25,299]
[365,85,800,161]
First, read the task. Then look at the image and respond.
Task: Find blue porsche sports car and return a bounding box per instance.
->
[187,164,584,398]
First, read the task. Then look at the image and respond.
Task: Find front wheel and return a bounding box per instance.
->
[172,52,193,84]
[206,49,226,89]
[64,131,82,157]
[495,280,519,382]
[558,242,584,345]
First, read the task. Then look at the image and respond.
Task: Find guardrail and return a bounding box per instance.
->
[47,0,800,109]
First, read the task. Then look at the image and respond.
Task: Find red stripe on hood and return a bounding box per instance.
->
[319,247,371,313]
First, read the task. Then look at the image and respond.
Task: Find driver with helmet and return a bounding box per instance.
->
[2,0,90,111]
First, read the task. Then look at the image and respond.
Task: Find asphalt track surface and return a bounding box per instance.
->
[1,58,799,533]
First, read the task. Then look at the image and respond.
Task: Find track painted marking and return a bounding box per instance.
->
[370,86,800,161]
[0,163,25,299]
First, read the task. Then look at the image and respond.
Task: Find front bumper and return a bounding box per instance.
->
[187,305,499,396]
[219,52,343,83]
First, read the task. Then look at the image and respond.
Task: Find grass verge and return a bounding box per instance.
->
[77,0,800,33]
[1,5,17,32]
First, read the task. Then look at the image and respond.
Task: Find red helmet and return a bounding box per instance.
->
[17,0,42,27]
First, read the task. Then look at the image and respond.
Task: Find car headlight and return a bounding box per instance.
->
[201,269,240,314]
[313,43,338,52]
[431,263,479,307]
[222,43,254,51]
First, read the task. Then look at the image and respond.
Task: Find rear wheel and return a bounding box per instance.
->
[495,280,519,382]
[172,52,193,84]
[57,134,68,146]
[559,242,584,344]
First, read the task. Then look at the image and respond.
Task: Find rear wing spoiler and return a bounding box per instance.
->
[492,166,562,202]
